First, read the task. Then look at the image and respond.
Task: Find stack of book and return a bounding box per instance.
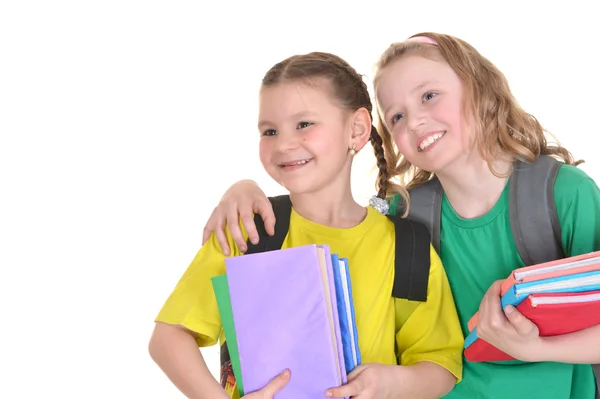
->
[464,251,600,361]
[211,244,361,398]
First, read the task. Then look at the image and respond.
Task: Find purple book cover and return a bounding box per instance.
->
[225,244,345,398]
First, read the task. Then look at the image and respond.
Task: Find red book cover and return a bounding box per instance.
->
[465,290,600,362]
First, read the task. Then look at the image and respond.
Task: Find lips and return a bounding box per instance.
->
[278,158,313,168]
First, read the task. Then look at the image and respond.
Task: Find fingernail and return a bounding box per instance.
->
[504,305,514,314]
[251,238,259,245]
[282,369,290,377]
[240,246,247,253]
[325,390,333,398]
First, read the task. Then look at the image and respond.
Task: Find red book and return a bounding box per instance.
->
[467,251,600,332]
[464,290,600,362]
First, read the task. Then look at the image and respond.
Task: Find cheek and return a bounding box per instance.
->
[392,128,412,154]
[307,127,342,153]
[258,140,271,166]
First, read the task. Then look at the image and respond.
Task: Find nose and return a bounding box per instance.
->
[407,110,427,133]
[274,130,300,153]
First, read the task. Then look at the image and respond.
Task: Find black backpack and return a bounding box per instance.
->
[219,195,433,392]
[401,155,599,397]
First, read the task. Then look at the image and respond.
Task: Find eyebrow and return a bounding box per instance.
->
[382,80,438,117]
[410,80,437,94]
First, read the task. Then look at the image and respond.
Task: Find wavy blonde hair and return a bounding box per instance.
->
[372,32,582,216]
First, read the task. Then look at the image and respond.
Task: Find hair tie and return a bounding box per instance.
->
[369,195,389,215]
[406,36,438,45]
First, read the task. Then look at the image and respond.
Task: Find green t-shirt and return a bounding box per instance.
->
[395,164,600,399]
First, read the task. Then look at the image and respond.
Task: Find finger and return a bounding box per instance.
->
[255,197,276,236]
[478,282,506,336]
[325,380,363,398]
[226,207,247,253]
[213,218,231,256]
[504,305,538,336]
[261,369,291,398]
[346,364,368,381]
[202,208,218,245]
[240,211,259,246]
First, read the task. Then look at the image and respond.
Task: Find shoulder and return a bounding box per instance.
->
[554,164,600,208]
[555,163,595,188]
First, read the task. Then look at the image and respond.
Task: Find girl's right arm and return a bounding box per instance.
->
[149,322,229,399]
[149,322,291,399]
[202,180,275,255]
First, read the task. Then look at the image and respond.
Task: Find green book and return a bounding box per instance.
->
[211,274,244,396]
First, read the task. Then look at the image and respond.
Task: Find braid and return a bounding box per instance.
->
[370,125,389,199]
[331,59,389,199]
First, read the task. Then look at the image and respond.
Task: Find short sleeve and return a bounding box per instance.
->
[155,224,248,347]
[395,244,464,382]
[554,165,600,256]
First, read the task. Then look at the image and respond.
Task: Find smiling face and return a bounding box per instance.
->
[258,80,355,195]
[376,54,475,174]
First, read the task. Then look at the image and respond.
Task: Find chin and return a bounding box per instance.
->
[413,152,462,175]
[280,182,315,195]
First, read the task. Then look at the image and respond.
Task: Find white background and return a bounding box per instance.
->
[1,0,598,397]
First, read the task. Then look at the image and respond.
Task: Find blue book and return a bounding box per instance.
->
[331,254,361,373]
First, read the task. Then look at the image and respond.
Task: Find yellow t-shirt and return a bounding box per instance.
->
[155,206,464,396]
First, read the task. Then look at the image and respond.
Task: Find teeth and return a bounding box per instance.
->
[283,159,310,166]
[419,132,444,151]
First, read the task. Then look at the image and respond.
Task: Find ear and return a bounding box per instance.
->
[349,107,372,151]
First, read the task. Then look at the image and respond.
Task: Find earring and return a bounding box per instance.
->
[349,143,357,156]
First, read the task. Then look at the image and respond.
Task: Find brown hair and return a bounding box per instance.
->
[262,52,390,199]
[372,32,582,214]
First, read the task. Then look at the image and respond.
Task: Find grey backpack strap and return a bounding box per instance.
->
[593,363,600,399]
[405,178,444,255]
[509,155,564,266]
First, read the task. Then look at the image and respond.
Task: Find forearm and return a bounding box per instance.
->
[393,361,455,399]
[532,324,600,364]
[149,322,228,399]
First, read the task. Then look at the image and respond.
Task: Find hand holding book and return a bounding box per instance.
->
[241,370,290,399]
[464,251,600,362]
[475,280,543,362]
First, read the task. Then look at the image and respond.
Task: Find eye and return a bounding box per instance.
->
[391,113,404,125]
[262,129,277,137]
[297,121,313,129]
[423,91,437,102]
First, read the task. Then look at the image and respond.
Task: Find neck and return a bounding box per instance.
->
[289,185,367,228]
[435,155,513,219]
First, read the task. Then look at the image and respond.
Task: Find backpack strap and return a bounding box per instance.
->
[509,155,564,266]
[388,215,431,302]
[245,195,293,255]
[593,363,600,399]
[403,178,444,255]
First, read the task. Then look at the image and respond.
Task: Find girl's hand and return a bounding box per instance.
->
[476,280,543,362]
[242,369,290,399]
[325,363,405,399]
[202,179,275,255]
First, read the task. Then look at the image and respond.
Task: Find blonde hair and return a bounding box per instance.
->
[372,32,582,215]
